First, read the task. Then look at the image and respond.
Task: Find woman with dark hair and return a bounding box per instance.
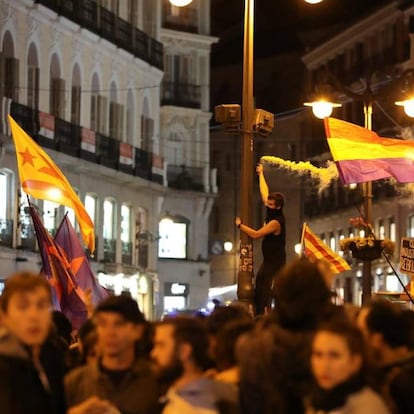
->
[306,318,389,414]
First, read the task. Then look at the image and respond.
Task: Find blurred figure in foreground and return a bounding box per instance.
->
[306,318,389,414]
[0,271,66,413]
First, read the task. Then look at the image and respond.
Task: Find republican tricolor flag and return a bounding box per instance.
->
[324,117,414,185]
[301,223,350,274]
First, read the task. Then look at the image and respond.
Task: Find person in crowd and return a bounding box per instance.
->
[151,316,238,414]
[65,295,159,414]
[213,319,253,385]
[67,318,98,370]
[205,304,252,366]
[235,163,286,315]
[306,318,389,414]
[357,299,414,410]
[237,258,342,414]
[0,271,66,413]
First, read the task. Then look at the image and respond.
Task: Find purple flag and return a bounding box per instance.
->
[54,214,109,306]
[29,205,88,329]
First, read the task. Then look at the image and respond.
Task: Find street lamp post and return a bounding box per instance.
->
[237,0,255,305]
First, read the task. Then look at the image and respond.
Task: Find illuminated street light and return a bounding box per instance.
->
[169,0,192,6]
[305,0,324,3]
[395,98,414,118]
[304,100,342,119]
[224,241,234,253]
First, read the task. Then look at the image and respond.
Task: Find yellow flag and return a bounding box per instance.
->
[8,115,95,252]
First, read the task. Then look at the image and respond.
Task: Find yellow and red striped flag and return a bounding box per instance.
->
[8,115,95,252]
[302,223,350,274]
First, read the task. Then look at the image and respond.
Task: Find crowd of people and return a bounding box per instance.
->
[0,258,414,414]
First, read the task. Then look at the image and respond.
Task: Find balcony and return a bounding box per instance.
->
[122,241,132,265]
[161,82,201,109]
[167,165,204,191]
[19,222,36,251]
[0,219,13,248]
[34,0,163,70]
[9,101,166,185]
[103,238,116,263]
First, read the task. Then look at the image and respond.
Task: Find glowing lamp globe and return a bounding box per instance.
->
[396,99,414,118]
[304,0,324,3]
[169,0,192,6]
[304,100,341,119]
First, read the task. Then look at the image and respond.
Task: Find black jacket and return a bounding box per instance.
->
[0,330,65,414]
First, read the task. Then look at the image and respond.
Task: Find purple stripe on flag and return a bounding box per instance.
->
[336,158,414,184]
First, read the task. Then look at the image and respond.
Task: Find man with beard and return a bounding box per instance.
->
[65,296,159,414]
[235,163,286,315]
[151,317,238,414]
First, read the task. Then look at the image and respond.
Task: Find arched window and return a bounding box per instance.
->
[85,194,98,225]
[1,31,19,100]
[27,43,39,109]
[71,64,81,124]
[50,53,65,118]
[43,200,59,235]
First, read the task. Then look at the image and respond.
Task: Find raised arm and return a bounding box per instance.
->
[235,216,280,239]
[256,164,269,206]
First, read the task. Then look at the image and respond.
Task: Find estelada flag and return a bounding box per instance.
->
[325,117,414,185]
[29,205,88,329]
[54,214,109,306]
[302,223,351,274]
[8,115,95,252]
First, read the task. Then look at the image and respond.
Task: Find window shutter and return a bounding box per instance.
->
[27,66,39,109]
[71,85,81,124]
[118,103,124,141]
[90,94,98,131]
[98,95,107,134]
[58,78,65,119]
[109,101,116,137]
[0,52,4,99]
[5,57,19,100]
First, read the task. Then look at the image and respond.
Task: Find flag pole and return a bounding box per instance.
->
[300,222,306,257]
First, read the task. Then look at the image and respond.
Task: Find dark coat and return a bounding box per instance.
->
[65,357,160,414]
[0,331,65,414]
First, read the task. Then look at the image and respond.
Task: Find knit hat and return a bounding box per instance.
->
[95,295,145,324]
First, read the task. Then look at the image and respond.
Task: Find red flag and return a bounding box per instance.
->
[29,205,88,329]
[302,223,351,274]
[54,214,109,306]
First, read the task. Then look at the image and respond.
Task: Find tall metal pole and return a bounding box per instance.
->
[237,0,255,305]
[362,100,373,304]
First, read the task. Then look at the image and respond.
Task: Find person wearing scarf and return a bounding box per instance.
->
[235,164,286,315]
[306,318,390,414]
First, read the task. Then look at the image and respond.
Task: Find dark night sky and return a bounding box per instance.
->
[211,0,394,66]
[209,0,396,113]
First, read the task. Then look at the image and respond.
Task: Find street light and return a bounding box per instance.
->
[168,0,192,7]
[306,70,414,304]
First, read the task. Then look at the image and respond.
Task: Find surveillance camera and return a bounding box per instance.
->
[253,109,274,136]
[215,104,241,132]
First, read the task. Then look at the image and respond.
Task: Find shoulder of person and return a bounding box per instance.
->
[346,387,390,414]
